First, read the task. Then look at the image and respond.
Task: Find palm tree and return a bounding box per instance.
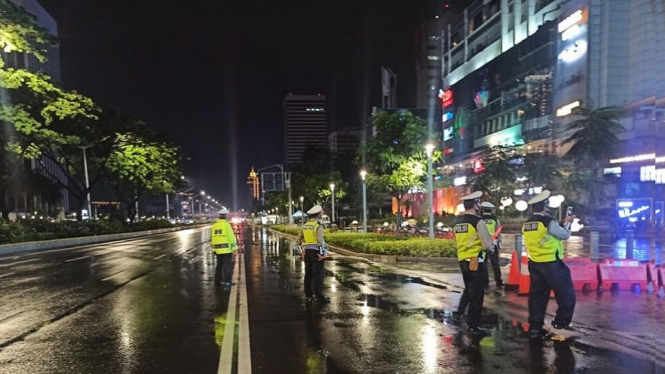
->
[523,152,562,190]
[561,106,624,218]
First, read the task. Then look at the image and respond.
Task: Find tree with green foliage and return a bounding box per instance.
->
[562,106,624,217]
[522,152,562,191]
[364,110,440,224]
[0,0,99,219]
[467,145,518,206]
[105,131,184,223]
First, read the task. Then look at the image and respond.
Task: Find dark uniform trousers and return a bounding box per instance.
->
[528,259,576,330]
[486,246,502,286]
[457,260,487,328]
[215,253,234,284]
[304,249,325,298]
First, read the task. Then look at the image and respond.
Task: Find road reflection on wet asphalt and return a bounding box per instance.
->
[0,226,662,373]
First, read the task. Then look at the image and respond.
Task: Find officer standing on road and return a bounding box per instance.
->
[453,191,493,335]
[481,202,504,290]
[296,205,330,304]
[211,208,238,287]
[522,190,577,339]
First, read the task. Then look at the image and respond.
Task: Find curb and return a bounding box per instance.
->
[267,228,459,265]
[0,225,208,256]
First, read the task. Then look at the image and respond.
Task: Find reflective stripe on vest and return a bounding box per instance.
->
[302,220,320,246]
[522,220,563,262]
[211,219,236,254]
[454,218,485,261]
[483,216,498,236]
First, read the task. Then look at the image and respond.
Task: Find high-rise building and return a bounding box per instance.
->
[283,94,327,165]
[5,0,69,215]
[328,129,361,155]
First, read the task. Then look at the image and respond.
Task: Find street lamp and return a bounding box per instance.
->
[79,145,93,220]
[299,196,304,227]
[360,170,367,233]
[425,142,436,239]
[330,183,336,224]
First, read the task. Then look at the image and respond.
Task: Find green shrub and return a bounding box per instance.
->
[362,238,457,257]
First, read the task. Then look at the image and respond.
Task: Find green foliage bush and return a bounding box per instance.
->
[0,219,177,245]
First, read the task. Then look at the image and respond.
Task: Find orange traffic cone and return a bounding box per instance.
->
[506,251,520,290]
[518,253,530,295]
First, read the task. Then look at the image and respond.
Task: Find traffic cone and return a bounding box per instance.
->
[506,251,520,290]
[518,253,530,296]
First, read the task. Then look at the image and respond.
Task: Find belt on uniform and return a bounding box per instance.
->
[213,244,230,249]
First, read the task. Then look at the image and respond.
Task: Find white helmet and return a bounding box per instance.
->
[307,205,323,215]
[218,208,230,216]
[481,202,495,209]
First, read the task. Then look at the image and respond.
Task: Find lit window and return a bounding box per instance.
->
[427,56,440,61]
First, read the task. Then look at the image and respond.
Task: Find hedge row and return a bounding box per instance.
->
[0,219,177,245]
[271,224,456,258]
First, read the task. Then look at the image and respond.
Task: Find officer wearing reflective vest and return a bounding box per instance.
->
[296,205,330,304]
[211,208,238,287]
[452,191,493,335]
[522,190,578,340]
[481,202,504,289]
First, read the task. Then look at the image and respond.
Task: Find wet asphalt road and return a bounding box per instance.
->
[0,226,663,373]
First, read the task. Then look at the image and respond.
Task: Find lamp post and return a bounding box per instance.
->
[299,196,304,227]
[425,142,435,239]
[330,183,336,224]
[360,170,367,233]
[79,145,93,220]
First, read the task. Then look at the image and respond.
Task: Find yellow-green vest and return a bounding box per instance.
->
[302,220,320,246]
[522,215,563,262]
[211,219,237,254]
[482,214,498,236]
[454,214,486,261]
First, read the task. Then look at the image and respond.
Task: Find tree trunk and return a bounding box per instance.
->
[395,193,402,233]
[0,190,9,221]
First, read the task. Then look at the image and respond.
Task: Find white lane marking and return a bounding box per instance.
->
[238,252,252,374]
[101,270,127,282]
[218,255,240,374]
[0,272,15,280]
[0,258,40,268]
[65,256,90,263]
[153,254,166,261]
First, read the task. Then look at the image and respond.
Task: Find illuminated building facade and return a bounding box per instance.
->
[283,94,327,165]
[247,167,260,200]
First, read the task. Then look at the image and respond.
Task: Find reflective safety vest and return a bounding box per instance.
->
[482,214,498,237]
[211,219,238,254]
[301,219,321,248]
[454,214,485,261]
[522,215,563,262]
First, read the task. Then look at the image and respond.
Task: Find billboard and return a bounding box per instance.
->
[261,172,285,192]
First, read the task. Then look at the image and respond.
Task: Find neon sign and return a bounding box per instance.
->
[610,153,655,164]
[559,41,587,62]
[558,10,583,33]
[439,89,453,108]
[556,101,580,117]
[443,127,453,141]
[618,205,650,219]
[442,111,454,122]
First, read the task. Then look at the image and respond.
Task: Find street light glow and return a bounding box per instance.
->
[299,196,304,202]
[360,170,367,180]
[425,143,435,157]
[330,183,335,191]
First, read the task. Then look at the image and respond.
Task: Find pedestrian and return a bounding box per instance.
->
[522,190,578,340]
[211,208,238,287]
[480,202,504,290]
[296,205,330,304]
[452,191,493,335]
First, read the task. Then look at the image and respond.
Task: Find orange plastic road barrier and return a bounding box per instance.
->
[564,258,599,291]
[518,253,530,295]
[506,251,521,289]
[598,259,648,291]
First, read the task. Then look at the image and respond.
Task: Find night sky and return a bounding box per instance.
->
[38,0,453,209]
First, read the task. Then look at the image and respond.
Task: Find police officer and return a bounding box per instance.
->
[211,208,238,287]
[481,202,504,289]
[453,191,493,335]
[296,205,330,304]
[522,190,577,339]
